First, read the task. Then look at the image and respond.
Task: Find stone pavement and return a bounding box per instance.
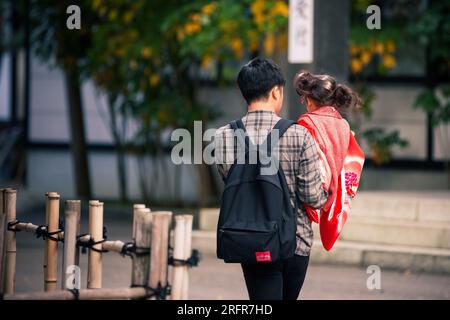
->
[12,211,450,300]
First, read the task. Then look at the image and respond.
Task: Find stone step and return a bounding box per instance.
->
[351,191,450,223]
[311,216,450,250]
[192,230,450,275]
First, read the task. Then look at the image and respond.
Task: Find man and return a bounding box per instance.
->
[214,57,328,300]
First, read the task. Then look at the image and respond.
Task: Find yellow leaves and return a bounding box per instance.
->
[350,44,361,55]
[177,28,185,41]
[361,50,371,65]
[349,38,397,74]
[277,31,288,52]
[201,55,213,69]
[386,40,395,53]
[183,12,204,36]
[141,47,153,58]
[251,0,265,16]
[185,22,201,35]
[350,59,363,74]
[372,41,384,54]
[190,13,202,23]
[382,55,396,69]
[149,74,160,87]
[251,0,266,28]
[263,33,275,56]
[230,38,243,59]
[271,1,289,18]
[201,2,217,15]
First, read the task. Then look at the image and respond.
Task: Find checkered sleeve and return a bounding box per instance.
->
[296,131,329,209]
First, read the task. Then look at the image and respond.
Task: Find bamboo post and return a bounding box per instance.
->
[62,200,80,289]
[45,192,60,292]
[181,215,193,300]
[131,204,146,286]
[43,192,49,288]
[131,207,152,287]
[170,214,186,300]
[3,189,17,294]
[0,188,6,295]
[87,201,103,289]
[159,212,172,291]
[132,204,146,237]
[148,211,172,298]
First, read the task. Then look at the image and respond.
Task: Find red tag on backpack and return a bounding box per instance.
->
[255,251,272,263]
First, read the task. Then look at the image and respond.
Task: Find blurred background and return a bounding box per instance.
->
[0,0,449,299]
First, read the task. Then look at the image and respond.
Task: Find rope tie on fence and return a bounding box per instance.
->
[168,249,200,268]
[68,288,80,300]
[7,219,21,232]
[7,220,64,242]
[119,242,151,257]
[76,226,109,253]
[35,225,64,242]
[76,235,109,254]
[131,283,171,300]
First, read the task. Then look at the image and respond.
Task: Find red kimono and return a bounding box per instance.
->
[298,106,365,251]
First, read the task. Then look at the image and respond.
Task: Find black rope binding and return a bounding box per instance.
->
[120,242,136,257]
[131,283,171,300]
[35,225,64,242]
[76,226,109,254]
[7,220,63,242]
[120,242,150,257]
[7,220,21,232]
[168,249,200,268]
[76,235,109,254]
[69,288,80,300]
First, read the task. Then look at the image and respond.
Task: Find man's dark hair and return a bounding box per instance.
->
[237,57,286,105]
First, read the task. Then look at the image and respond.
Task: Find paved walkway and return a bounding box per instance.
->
[13,226,450,300]
[10,201,450,300]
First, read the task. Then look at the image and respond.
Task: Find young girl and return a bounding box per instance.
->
[293,71,365,251]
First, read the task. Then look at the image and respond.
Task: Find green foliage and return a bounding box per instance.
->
[414,87,450,127]
[363,128,409,165]
[408,0,450,73]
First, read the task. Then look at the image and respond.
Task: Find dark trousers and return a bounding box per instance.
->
[241,254,310,300]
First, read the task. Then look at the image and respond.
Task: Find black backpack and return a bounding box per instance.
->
[217,118,298,264]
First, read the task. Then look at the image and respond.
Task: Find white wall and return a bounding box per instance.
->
[360,85,428,160]
[0,54,11,120]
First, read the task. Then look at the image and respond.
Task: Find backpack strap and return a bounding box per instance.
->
[230,119,251,152]
[265,119,296,156]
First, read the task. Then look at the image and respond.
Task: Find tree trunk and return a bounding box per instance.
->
[116,146,128,202]
[107,100,128,202]
[63,65,91,198]
[197,138,220,207]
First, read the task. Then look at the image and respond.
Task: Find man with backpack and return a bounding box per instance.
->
[214,57,328,300]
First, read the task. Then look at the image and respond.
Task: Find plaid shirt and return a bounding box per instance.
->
[214,110,328,256]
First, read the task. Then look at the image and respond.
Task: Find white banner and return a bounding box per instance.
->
[288,0,314,64]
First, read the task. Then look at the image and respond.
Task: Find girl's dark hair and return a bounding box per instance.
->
[293,70,362,113]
